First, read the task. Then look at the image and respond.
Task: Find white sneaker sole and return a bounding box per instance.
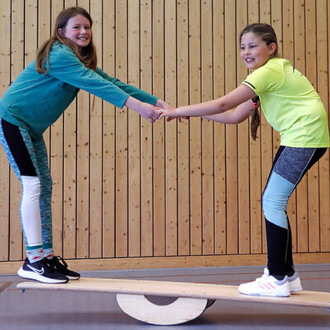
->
[67,275,80,280]
[238,286,290,297]
[18,267,68,284]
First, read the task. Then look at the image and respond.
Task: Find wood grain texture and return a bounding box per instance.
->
[17,277,330,308]
[0,0,328,270]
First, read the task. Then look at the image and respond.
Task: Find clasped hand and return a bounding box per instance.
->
[142,99,187,123]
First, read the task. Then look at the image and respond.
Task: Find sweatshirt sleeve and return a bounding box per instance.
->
[96,67,158,105]
[46,44,130,108]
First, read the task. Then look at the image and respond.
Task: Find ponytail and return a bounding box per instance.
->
[251,96,260,140]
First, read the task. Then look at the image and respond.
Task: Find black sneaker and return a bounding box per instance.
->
[48,256,80,280]
[17,258,68,284]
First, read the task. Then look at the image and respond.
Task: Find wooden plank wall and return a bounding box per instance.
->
[0,0,329,273]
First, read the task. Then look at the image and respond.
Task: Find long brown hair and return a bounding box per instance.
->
[36,6,97,73]
[240,23,278,140]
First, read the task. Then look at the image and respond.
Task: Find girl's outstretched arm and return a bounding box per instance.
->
[125,96,161,123]
[202,99,255,124]
[160,84,256,119]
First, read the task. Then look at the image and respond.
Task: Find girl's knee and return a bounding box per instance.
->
[21,176,41,194]
[21,176,41,204]
[262,189,289,229]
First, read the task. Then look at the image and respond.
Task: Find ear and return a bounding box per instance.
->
[58,28,64,37]
[268,42,277,56]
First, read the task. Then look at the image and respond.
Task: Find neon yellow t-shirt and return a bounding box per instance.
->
[242,58,330,147]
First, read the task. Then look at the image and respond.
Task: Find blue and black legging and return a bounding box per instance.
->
[0,119,53,261]
[262,146,327,277]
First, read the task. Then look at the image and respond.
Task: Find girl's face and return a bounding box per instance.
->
[60,14,92,49]
[240,32,276,70]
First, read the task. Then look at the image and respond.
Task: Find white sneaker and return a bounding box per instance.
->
[288,272,303,293]
[238,268,290,297]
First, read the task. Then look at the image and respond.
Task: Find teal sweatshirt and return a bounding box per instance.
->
[0,42,158,139]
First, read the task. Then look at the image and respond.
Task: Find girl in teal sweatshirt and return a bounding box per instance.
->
[0,6,169,284]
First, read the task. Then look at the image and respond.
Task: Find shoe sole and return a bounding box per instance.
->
[18,267,68,284]
[239,290,290,297]
[238,283,291,297]
[67,275,80,280]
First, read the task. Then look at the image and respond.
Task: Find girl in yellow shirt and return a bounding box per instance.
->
[161,23,329,297]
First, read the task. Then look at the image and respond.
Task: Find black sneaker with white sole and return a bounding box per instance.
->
[17,258,68,284]
[47,256,80,280]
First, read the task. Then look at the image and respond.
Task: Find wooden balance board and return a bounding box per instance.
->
[17,277,330,326]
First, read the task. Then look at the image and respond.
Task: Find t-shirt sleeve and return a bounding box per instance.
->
[46,44,130,108]
[242,62,283,95]
[96,67,158,105]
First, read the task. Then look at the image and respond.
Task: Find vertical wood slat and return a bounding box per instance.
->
[165,0,178,256]
[49,0,64,257]
[305,0,319,253]
[76,0,91,259]
[89,0,103,258]
[270,0,284,247]
[260,0,273,255]
[237,0,249,254]
[140,0,154,257]
[315,0,330,252]
[224,0,238,255]
[294,0,309,253]
[152,0,166,257]
[102,0,116,258]
[127,0,141,258]
[189,0,202,255]
[63,0,78,259]
[247,0,262,254]
[115,0,128,257]
[271,0,282,222]
[177,0,189,256]
[0,0,11,261]
[0,0,328,268]
[23,0,38,260]
[318,0,330,252]
[10,0,25,260]
[201,0,214,255]
[282,0,298,253]
[213,0,226,255]
[38,0,51,216]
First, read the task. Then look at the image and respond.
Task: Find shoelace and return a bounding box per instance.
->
[41,258,55,273]
[53,256,68,269]
[256,270,269,283]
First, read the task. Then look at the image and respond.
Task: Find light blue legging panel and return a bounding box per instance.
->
[262,172,294,229]
[0,122,53,248]
[262,147,316,229]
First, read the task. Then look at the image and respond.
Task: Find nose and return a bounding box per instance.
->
[241,49,249,58]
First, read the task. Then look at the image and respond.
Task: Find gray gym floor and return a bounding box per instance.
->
[1,263,329,329]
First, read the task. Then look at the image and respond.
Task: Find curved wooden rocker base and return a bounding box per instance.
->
[116,293,209,325]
